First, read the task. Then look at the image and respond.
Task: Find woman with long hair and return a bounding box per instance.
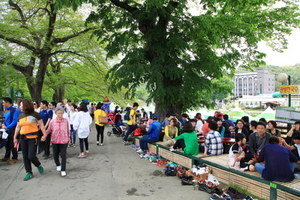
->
[235,119,250,142]
[94,102,107,146]
[163,118,178,147]
[73,103,92,158]
[69,103,78,147]
[13,99,47,181]
[33,101,40,113]
[195,113,204,135]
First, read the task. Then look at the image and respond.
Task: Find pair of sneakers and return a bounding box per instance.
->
[56,166,67,177]
[23,165,44,181]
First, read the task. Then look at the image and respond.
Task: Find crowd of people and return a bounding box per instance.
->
[0,97,108,180]
[129,107,300,182]
[1,98,300,183]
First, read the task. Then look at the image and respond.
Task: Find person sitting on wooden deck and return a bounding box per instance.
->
[139,114,162,152]
[163,118,178,147]
[255,136,297,182]
[171,121,198,155]
[203,121,223,156]
[248,122,271,164]
[228,133,255,172]
[281,131,300,172]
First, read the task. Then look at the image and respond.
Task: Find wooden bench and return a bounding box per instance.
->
[198,155,300,200]
[133,137,300,199]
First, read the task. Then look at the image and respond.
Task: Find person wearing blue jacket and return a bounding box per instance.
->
[139,114,162,152]
[1,97,22,165]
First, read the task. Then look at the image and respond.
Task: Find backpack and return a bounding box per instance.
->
[124,107,131,120]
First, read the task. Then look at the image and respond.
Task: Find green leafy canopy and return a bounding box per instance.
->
[56,0,300,114]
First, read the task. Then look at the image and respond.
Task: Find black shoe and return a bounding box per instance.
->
[181,178,193,185]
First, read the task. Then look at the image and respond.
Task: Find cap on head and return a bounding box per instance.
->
[152,114,158,119]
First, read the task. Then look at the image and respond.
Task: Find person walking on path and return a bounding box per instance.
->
[73,103,92,158]
[46,107,70,177]
[1,97,21,165]
[94,102,107,146]
[69,103,78,147]
[13,99,47,181]
[123,102,139,144]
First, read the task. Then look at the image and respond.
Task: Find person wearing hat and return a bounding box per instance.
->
[139,114,162,152]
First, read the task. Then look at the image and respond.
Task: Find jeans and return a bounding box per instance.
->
[139,136,157,151]
[95,124,105,143]
[79,138,89,153]
[52,143,68,171]
[123,124,138,141]
[20,138,41,174]
[70,124,76,144]
[255,162,295,180]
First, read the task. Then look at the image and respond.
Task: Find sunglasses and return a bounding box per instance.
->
[33,103,36,105]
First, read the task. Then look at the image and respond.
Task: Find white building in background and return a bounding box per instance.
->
[233,70,275,97]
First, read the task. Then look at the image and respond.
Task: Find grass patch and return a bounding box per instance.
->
[229,183,266,200]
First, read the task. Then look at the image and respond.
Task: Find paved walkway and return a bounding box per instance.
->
[0,126,210,200]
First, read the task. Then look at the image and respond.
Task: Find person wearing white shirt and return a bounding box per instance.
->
[195,113,204,135]
[65,100,72,114]
[73,103,92,158]
[69,104,78,147]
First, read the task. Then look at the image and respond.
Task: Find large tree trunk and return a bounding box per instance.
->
[155,101,183,122]
[52,85,65,102]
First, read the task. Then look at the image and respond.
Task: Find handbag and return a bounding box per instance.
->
[98,115,108,124]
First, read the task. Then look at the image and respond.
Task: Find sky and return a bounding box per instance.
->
[258,28,300,66]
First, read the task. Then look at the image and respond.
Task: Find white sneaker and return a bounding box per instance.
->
[136,149,143,153]
[61,171,66,177]
[56,166,61,172]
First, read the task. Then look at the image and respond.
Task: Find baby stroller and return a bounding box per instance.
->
[107,114,125,137]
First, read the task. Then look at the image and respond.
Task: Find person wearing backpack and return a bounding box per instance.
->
[123,102,139,144]
[0,97,19,164]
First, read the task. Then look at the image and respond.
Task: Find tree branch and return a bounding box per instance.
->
[50,50,83,56]
[0,59,27,74]
[8,0,26,27]
[0,35,36,52]
[51,28,97,44]
[110,0,138,13]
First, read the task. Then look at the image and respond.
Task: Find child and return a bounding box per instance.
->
[228,133,255,171]
[46,107,70,177]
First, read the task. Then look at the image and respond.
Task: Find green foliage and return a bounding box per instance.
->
[211,77,235,101]
[55,0,300,114]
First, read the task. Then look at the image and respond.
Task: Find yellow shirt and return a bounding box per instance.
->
[127,109,136,125]
[94,109,107,126]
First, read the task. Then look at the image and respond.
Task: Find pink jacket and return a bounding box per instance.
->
[46,118,70,144]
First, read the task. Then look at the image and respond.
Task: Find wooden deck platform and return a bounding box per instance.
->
[134,137,300,200]
[201,155,300,200]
